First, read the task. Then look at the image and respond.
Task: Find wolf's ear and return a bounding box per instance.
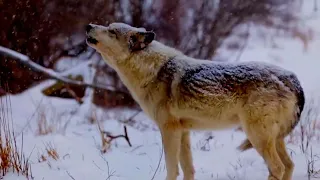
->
[128,31,156,52]
[137,27,146,31]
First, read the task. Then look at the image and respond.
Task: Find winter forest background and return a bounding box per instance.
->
[1,0,320,179]
[1,0,311,107]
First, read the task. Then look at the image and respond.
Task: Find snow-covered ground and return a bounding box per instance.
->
[3,1,320,180]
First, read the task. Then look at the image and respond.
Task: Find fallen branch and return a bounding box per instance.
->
[0,46,128,95]
[102,126,132,147]
[96,110,132,153]
[66,171,76,180]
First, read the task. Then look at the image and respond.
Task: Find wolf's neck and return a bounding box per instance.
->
[114,41,183,96]
[117,51,168,87]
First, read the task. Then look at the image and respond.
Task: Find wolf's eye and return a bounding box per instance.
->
[108,30,116,35]
[108,29,117,38]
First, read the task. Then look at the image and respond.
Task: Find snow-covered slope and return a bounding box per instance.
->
[3,1,320,180]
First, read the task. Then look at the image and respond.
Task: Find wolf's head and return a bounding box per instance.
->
[86,22,155,62]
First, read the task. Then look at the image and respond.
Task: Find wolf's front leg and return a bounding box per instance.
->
[180,131,195,180]
[160,123,182,180]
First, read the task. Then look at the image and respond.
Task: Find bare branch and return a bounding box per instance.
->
[0,46,128,95]
[66,171,76,180]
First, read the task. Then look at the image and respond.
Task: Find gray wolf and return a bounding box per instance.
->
[85,22,305,180]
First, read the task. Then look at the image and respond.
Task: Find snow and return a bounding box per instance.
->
[3,1,320,180]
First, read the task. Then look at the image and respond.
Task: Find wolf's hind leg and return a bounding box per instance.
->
[242,119,285,180]
[276,138,294,180]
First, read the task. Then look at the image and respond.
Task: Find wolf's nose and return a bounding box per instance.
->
[86,24,93,33]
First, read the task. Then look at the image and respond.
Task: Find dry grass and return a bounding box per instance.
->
[45,142,59,161]
[288,95,320,150]
[35,104,71,136]
[38,142,59,163]
[287,95,320,179]
[304,146,320,179]
[36,107,55,135]
[0,93,32,179]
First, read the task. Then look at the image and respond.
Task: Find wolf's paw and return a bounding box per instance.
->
[183,177,194,180]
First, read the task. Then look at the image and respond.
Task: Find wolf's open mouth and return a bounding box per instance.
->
[86,37,98,44]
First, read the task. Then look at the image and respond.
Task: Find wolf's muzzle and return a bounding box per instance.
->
[86,24,93,33]
[85,24,98,44]
[86,37,98,44]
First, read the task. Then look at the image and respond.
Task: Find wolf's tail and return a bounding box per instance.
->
[237,74,305,152]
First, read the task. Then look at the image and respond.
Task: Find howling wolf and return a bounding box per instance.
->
[86,22,305,180]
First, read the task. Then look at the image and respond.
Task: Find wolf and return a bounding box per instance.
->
[85,22,305,180]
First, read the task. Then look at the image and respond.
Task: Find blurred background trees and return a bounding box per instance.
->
[0,0,307,108]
